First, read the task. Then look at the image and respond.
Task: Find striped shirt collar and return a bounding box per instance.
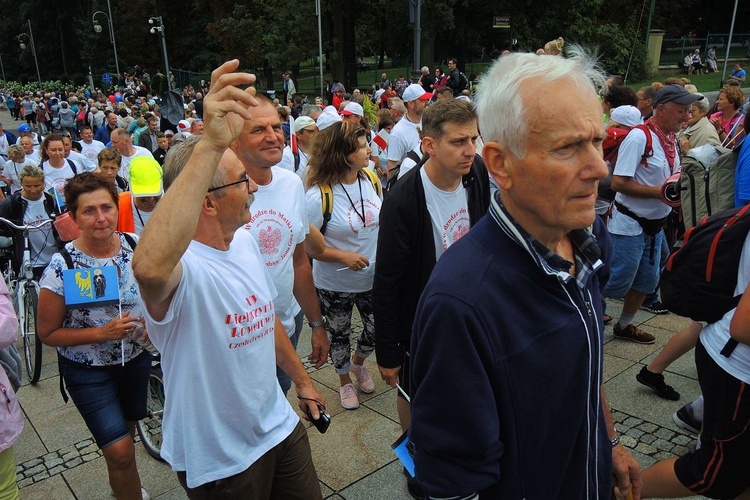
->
[489,191,603,289]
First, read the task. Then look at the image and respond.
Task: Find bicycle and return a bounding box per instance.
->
[136,354,165,461]
[0,217,55,385]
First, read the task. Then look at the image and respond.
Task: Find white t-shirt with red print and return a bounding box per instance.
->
[306,174,382,293]
[240,167,308,337]
[421,168,470,260]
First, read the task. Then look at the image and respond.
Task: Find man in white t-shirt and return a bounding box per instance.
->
[386,83,432,178]
[605,84,702,344]
[372,98,490,496]
[276,116,318,180]
[79,126,106,164]
[110,128,152,179]
[134,62,325,498]
[232,98,329,395]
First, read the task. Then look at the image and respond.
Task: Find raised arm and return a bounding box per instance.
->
[133,60,257,319]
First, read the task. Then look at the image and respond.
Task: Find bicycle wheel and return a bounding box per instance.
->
[137,367,165,461]
[22,285,42,384]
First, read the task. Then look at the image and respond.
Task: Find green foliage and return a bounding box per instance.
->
[570,18,649,82]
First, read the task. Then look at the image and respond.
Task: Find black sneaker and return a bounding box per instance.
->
[636,366,680,400]
[404,467,425,500]
[673,403,701,435]
[640,301,669,314]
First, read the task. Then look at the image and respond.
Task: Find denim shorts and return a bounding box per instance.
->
[59,350,152,448]
[603,230,664,299]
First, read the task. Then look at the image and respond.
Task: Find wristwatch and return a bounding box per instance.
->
[308,317,327,329]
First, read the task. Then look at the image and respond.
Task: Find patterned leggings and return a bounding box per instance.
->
[316,288,375,375]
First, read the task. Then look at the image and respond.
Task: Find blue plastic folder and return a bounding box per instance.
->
[62,266,120,309]
[391,431,415,478]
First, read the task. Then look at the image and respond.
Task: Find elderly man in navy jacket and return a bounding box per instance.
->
[408,49,642,499]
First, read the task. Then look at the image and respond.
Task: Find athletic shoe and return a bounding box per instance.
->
[613,323,656,344]
[350,363,375,393]
[404,467,425,499]
[640,301,669,314]
[340,383,359,409]
[673,403,702,435]
[636,366,680,400]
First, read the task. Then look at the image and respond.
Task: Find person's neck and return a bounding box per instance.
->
[650,118,674,135]
[193,217,235,251]
[423,158,462,191]
[123,146,135,157]
[246,163,273,186]
[49,158,65,168]
[343,168,360,184]
[406,110,420,124]
[83,139,92,145]
[80,233,118,258]
[502,196,570,257]
[722,108,738,120]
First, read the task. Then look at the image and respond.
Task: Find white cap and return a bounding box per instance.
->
[610,105,643,127]
[316,106,342,130]
[402,83,432,102]
[340,101,364,117]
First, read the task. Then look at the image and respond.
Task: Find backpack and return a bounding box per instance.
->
[0,344,22,392]
[599,124,653,202]
[386,149,421,193]
[680,146,736,229]
[319,169,382,235]
[661,205,750,328]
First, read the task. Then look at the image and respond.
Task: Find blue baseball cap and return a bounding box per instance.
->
[18,124,30,133]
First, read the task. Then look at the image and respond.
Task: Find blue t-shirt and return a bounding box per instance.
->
[735,142,750,207]
[732,68,747,86]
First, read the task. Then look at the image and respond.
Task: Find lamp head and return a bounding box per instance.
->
[19,42,26,50]
[93,22,102,33]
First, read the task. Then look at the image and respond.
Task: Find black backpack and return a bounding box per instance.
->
[386,150,421,193]
[661,205,750,357]
[457,71,469,93]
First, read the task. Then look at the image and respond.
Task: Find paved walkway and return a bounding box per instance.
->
[0,109,710,498]
[13,299,707,500]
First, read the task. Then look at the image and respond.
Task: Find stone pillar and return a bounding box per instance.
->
[647,30,666,74]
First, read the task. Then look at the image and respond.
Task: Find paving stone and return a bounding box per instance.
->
[42,452,58,462]
[654,451,677,460]
[620,435,638,448]
[623,416,642,427]
[75,439,93,450]
[17,478,32,489]
[635,442,657,455]
[641,434,656,445]
[15,465,21,475]
[22,458,42,468]
[655,428,675,440]
[24,464,45,476]
[653,438,674,451]
[638,422,658,433]
[32,471,49,481]
[626,429,644,440]
[48,465,65,476]
[82,452,98,462]
[64,457,82,468]
[672,435,692,446]
[672,445,691,456]
[61,451,78,462]
[617,424,630,434]
[45,457,63,468]
[78,443,98,455]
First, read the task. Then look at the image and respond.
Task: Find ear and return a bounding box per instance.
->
[202,194,218,217]
[482,141,513,191]
[421,136,436,157]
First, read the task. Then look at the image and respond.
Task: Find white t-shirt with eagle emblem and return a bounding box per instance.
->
[420,168,470,260]
[239,166,308,337]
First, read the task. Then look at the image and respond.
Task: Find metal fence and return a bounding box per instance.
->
[660,33,750,66]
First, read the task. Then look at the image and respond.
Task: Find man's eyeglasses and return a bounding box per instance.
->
[207,174,250,193]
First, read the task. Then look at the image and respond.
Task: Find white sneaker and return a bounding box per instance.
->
[350,363,375,393]
[340,383,359,409]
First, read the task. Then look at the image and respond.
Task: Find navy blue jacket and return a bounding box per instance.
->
[409,207,613,498]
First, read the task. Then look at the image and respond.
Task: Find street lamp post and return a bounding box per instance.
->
[92,0,121,77]
[17,20,42,91]
[149,17,172,90]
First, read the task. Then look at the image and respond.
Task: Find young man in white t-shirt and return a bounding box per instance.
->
[133,63,325,497]
[386,83,432,177]
[372,98,490,497]
[78,126,106,164]
[231,98,329,395]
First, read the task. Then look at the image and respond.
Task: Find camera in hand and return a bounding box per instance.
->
[306,404,331,434]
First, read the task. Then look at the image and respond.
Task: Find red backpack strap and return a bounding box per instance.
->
[633,124,653,167]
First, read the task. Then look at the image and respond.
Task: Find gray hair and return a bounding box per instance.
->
[162,135,227,197]
[301,104,322,117]
[693,94,709,113]
[476,45,607,159]
[19,165,44,182]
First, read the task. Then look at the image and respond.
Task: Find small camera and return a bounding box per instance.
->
[305,404,331,434]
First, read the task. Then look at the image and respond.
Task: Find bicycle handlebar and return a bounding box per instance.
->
[0,217,55,232]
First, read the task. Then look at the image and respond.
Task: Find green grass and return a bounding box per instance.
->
[627,72,728,93]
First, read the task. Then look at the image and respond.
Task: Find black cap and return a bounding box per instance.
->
[652,84,704,107]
